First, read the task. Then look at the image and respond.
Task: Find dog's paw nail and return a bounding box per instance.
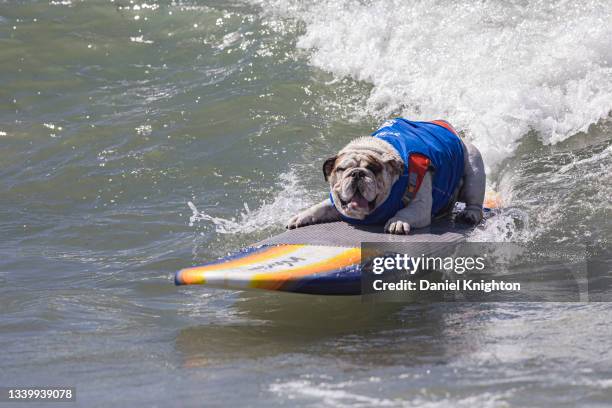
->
[385,220,410,235]
[287,214,312,229]
[286,216,299,229]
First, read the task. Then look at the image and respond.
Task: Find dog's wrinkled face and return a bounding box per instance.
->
[324,139,404,219]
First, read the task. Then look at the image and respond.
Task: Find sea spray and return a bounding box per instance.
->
[187,170,319,233]
[252,0,612,169]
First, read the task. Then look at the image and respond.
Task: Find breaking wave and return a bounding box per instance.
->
[252,0,612,169]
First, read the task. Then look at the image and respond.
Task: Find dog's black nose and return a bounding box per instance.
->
[353,169,365,179]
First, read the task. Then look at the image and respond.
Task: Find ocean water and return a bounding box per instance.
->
[1,0,611,406]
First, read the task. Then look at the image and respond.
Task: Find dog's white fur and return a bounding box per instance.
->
[329,137,403,220]
[287,133,485,234]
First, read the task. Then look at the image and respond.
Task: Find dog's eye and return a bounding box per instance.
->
[335,167,346,172]
[366,164,378,173]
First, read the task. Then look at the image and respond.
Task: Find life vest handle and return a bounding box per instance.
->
[405,153,431,202]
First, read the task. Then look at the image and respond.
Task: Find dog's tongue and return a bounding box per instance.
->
[349,193,369,209]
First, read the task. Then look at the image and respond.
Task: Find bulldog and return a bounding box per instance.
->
[286,118,486,234]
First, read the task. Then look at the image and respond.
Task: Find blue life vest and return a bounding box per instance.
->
[331,118,464,225]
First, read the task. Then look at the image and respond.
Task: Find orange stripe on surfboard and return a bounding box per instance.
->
[177,245,304,284]
[250,247,362,291]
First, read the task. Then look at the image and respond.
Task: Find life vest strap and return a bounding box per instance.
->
[406,153,431,201]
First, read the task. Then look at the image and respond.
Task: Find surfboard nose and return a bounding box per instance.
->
[174,244,360,293]
[175,269,196,286]
[175,268,204,285]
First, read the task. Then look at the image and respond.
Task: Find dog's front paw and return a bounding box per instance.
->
[286,214,303,229]
[457,207,483,224]
[286,212,314,229]
[384,218,411,235]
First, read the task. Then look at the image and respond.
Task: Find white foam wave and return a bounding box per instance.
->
[469,208,532,243]
[558,143,612,174]
[252,0,612,169]
[269,378,517,408]
[129,36,154,44]
[187,170,318,234]
[269,379,396,407]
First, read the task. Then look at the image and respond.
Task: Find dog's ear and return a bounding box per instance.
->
[322,156,337,182]
[382,153,404,175]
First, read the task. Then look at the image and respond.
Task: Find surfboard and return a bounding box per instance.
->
[175,200,500,295]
